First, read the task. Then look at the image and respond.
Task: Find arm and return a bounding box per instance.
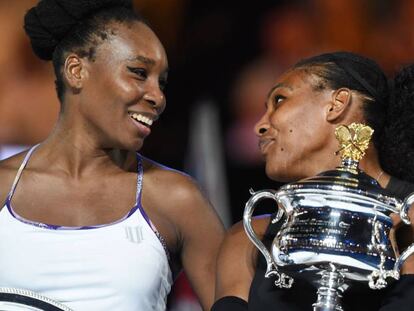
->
[213,216,271,309]
[379,206,414,310]
[169,176,225,311]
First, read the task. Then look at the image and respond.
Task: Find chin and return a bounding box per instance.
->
[129,140,144,152]
[111,136,144,152]
[265,165,300,183]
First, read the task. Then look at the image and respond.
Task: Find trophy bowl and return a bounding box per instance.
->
[243,123,414,311]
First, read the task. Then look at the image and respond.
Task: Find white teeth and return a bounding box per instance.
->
[129,113,153,126]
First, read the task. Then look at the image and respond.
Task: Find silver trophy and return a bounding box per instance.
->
[0,287,73,311]
[243,123,414,311]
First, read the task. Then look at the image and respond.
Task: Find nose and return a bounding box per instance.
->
[254,115,269,136]
[143,82,166,113]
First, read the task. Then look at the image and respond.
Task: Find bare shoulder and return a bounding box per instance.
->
[0,151,29,209]
[140,157,224,243]
[215,215,271,300]
[142,158,211,213]
[141,157,225,309]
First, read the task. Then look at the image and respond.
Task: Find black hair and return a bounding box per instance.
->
[380,64,414,182]
[293,51,414,183]
[24,0,146,102]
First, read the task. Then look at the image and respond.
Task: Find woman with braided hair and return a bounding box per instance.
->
[212,51,414,311]
[0,1,224,310]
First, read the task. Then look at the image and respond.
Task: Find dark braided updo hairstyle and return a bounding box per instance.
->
[24,0,146,102]
[294,51,414,183]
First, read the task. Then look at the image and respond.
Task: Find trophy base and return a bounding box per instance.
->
[312,265,345,311]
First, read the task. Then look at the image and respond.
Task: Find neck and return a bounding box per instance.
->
[307,135,343,177]
[35,114,136,178]
[358,146,390,188]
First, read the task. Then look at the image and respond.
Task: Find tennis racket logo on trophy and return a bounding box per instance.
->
[243,123,414,311]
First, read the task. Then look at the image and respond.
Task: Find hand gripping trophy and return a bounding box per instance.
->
[243,123,414,311]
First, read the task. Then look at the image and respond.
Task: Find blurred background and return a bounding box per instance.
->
[1,0,414,310]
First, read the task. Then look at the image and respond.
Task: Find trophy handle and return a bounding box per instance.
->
[243,189,293,288]
[399,191,414,225]
[394,192,414,273]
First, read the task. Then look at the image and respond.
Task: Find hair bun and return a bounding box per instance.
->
[24,0,133,60]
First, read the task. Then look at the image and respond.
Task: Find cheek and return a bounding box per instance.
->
[90,67,139,102]
[285,122,324,157]
[266,122,323,177]
[276,118,310,155]
[115,78,140,96]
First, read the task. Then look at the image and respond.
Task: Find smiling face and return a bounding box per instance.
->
[69,20,168,151]
[254,68,340,182]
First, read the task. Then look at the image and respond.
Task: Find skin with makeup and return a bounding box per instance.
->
[212,52,414,311]
[0,1,224,310]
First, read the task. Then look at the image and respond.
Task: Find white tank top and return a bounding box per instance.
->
[0,146,173,310]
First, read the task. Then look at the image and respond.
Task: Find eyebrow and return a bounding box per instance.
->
[128,55,156,66]
[267,82,293,97]
[127,55,169,76]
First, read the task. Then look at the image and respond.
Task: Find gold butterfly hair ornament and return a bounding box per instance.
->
[334,123,374,171]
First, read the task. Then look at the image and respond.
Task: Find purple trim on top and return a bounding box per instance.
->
[5,149,171,259]
[5,149,143,231]
[5,199,141,231]
[135,152,144,206]
[137,205,170,260]
[7,144,39,201]
[135,153,171,260]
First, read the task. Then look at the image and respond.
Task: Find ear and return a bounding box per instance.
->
[326,88,352,122]
[63,54,88,93]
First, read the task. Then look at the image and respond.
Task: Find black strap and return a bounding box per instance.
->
[211,296,248,311]
[330,55,383,103]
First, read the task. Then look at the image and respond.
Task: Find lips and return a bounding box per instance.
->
[129,112,154,126]
[258,137,275,155]
[128,111,158,137]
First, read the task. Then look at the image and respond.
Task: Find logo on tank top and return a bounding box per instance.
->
[124,226,143,243]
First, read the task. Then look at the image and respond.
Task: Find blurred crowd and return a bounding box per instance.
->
[1,0,414,310]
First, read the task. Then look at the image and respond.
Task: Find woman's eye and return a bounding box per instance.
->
[127,66,147,79]
[274,95,285,104]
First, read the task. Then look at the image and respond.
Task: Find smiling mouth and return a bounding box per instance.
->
[128,112,154,127]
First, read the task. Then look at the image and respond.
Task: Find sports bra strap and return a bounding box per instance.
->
[6,147,143,206]
[7,144,40,201]
[135,153,144,206]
